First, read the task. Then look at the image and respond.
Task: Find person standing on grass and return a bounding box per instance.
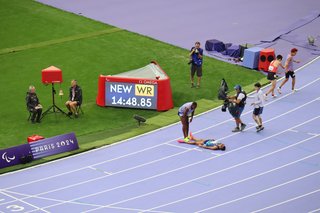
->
[228,85,247,132]
[278,48,300,93]
[178,102,197,142]
[265,55,285,99]
[250,82,265,132]
[189,41,203,88]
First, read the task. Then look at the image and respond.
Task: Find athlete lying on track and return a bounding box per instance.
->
[178,133,226,151]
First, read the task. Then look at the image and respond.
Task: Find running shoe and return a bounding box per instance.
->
[257,126,264,132]
[232,127,240,132]
[240,123,247,131]
[264,94,268,101]
[184,137,190,142]
[277,87,282,94]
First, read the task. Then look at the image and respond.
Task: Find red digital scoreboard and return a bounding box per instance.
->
[96,61,173,111]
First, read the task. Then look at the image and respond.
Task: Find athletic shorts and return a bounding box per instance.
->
[191,64,203,77]
[253,107,263,116]
[267,72,276,81]
[232,106,244,119]
[285,71,295,79]
[203,140,217,147]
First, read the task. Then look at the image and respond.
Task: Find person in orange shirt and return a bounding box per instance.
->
[264,55,285,99]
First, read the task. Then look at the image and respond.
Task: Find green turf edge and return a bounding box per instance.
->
[0,78,269,175]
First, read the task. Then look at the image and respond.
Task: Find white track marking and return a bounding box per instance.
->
[1,56,318,180]
[4,117,319,212]
[6,85,320,192]
[0,191,49,213]
[251,188,320,213]
[309,208,320,213]
[196,170,320,213]
[5,76,320,192]
[91,135,320,213]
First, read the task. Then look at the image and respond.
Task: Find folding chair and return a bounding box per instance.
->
[76,104,84,115]
[27,111,32,121]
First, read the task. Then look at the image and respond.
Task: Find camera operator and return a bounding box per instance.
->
[228,85,247,132]
[189,41,203,88]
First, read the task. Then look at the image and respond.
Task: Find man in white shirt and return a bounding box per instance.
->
[251,82,265,132]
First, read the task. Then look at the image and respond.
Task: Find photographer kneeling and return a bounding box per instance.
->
[228,85,247,132]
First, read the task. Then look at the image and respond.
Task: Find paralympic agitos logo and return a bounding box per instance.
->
[2,152,15,163]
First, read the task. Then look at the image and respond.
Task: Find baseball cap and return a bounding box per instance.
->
[234,84,242,90]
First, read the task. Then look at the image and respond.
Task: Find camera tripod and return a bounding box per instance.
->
[41,83,71,120]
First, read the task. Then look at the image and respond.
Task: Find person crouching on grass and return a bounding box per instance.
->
[179,133,226,151]
[178,102,197,142]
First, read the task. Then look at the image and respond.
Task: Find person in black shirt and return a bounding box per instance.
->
[26,85,42,123]
[65,80,82,117]
[228,85,247,132]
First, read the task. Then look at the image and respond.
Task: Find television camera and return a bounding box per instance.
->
[218,78,230,112]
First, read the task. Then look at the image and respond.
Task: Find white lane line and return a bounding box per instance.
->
[88,166,112,175]
[0,190,172,213]
[165,143,196,151]
[94,135,319,213]
[196,170,320,213]
[0,190,101,209]
[309,208,320,213]
[0,191,50,213]
[31,94,319,197]
[5,78,320,191]
[4,149,192,201]
[8,117,320,213]
[5,116,320,213]
[165,143,211,154]
[5,143,168,190]
[251,188,320,213]
[308,133,319,136]
[216,95,320,141]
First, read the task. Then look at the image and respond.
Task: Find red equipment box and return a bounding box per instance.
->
[27,135,45,143]
[258,48,275,72]
[42,66,63,84]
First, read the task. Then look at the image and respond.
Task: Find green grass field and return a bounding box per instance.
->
[0,0,267,173]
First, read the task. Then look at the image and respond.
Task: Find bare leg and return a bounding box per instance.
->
[279,78,288,89]
[180,116,189,138]
[292,77,296,90]
[65,101,72,112]
[266,80,276,96]
[197,77,201,87]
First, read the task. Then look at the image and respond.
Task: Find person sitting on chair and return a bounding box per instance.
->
[26,85,42,124]
[179,133,226,151]
[65,80,82,118]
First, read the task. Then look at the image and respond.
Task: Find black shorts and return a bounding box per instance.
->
[285,71,295,79]
[191,64,202,77]
[253,107,263,116]
[267,72,276,81]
